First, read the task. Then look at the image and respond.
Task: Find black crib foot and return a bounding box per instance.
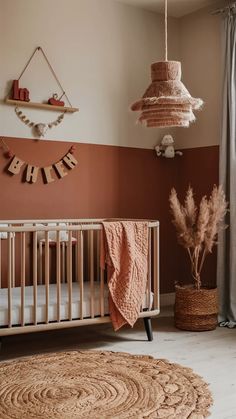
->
[143,317,153,341]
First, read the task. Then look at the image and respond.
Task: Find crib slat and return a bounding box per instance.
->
[74,229,78,281]
[21,232,26,326]
[76,230,79,283]
[61,242,66,283]
[0,238,1,289]
[67,230,73,321]
[153,225,159,310]
[156,225,160,310]
[39,239,43,285]
[56,231,61,322]
[7,233,12,327]
[11,234,15,288]
[33,231,37,325]
[79,230,84,319]
[99,230,105,317]
[45,231,50,323]
[147,229,152,310]
[96,230,100,282]
[90,230,94,318]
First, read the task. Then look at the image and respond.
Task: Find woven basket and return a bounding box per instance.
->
[174,285,218,331]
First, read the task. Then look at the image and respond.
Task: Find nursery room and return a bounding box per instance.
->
[0,0,235,418]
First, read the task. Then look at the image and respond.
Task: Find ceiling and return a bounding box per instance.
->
[115,0,219,18]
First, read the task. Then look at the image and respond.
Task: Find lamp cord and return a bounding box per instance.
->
[165,0,168,61]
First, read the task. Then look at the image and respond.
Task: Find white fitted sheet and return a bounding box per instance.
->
[0,282,153,327]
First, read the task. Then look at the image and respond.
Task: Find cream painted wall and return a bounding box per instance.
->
[175,6,223,149]
[0,0,180,149]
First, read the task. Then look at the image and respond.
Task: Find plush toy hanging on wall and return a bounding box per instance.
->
[155,134,183,158]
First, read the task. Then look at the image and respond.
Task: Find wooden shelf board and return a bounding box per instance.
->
[5,99,79,113]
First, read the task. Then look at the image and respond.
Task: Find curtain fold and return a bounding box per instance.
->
[217,13,236,327]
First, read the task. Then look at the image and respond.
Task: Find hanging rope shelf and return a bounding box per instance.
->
[5,99,78,113]
[5,46,79,114]
[130,0,203,128]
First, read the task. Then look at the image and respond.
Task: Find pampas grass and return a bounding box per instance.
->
[169,185,227,290]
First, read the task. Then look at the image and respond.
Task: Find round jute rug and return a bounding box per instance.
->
[0,351,212,418]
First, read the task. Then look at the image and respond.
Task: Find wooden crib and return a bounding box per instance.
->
[0,219,159,346]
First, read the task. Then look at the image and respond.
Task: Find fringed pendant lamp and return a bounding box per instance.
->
[131,0,203,128]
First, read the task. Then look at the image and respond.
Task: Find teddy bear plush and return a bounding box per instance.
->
[155,134,183,158]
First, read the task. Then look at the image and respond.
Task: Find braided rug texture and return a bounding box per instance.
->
[0,351,213,419]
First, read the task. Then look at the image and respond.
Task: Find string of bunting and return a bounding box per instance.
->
[0,138,78,184]
[15,107,66,138]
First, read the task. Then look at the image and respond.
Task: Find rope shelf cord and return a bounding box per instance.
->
[130,0,203,128]
[5,46,79,113]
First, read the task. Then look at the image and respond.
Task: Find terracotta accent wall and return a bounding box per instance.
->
[0,137,219,293]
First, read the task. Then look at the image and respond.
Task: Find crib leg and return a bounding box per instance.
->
[143,317,153,341]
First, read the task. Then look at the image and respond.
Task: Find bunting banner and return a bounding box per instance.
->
[1,139,78,184]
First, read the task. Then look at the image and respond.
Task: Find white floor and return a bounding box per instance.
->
[1,308,235,419]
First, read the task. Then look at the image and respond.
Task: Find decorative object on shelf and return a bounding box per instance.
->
[48,93,65,107]
[169,186,228,331]
[130,0,203,128]
[15,107,65,138]
[11,80,30,102]
[155,134,183,158]
[5,46,79,137]
[1,138,78,184]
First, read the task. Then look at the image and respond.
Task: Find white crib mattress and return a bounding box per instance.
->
[0,283,153,327]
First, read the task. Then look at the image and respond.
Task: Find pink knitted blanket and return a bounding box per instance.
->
[100,221,149,331]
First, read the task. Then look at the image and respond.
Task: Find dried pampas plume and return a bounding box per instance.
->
[169,185,228,290]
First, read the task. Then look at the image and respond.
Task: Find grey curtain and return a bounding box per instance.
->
[217,12,236,327]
